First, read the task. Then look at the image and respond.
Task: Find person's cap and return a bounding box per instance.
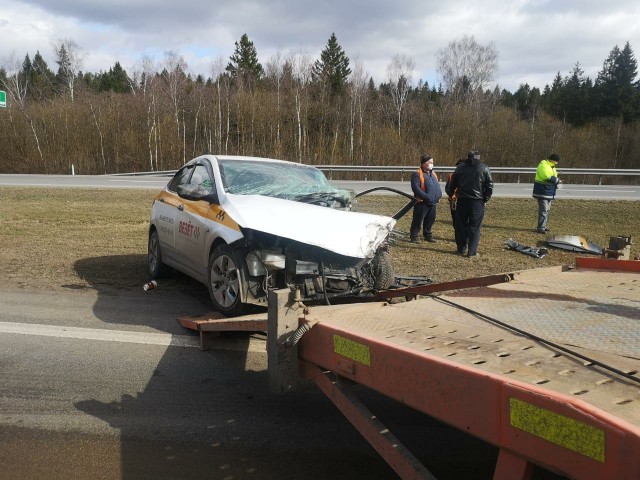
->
[468,150,480,160]
[549,153,561,162]
[420,155,433,164]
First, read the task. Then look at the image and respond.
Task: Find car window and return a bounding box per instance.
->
[167,165,193,192]
[219,160,334,196]
[217,159,353,207]
[189,164,215,194]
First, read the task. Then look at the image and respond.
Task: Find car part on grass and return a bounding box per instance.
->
[545,234,603,255]
[602,235,633,260]
[505,239,549,259]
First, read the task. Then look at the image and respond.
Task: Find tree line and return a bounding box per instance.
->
[0,34,639,176]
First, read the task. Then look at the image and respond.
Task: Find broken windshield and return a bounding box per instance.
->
[218,159,354,207]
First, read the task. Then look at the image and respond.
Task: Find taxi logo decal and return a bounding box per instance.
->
[178,220,201,240]
[216,210,226,222]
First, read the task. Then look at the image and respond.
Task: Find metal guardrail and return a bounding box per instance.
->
[112,166,640,185]
[315,166,640,185]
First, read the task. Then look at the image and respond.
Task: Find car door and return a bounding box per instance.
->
[174,163,216,281]
[154,165,194,267]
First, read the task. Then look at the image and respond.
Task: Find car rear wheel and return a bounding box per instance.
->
[148,229,170,278]
[208,245,245,316]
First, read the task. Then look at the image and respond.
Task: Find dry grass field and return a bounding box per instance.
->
[0,186,638,296]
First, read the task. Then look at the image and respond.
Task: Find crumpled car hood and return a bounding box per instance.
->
[222,194,395,259]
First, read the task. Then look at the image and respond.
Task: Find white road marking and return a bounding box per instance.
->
[564,189,637,193]
[0,321,266,352]
[108,179,167,183]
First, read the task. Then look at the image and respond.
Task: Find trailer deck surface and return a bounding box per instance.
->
[296,261,639,479]
[179,259,639,479]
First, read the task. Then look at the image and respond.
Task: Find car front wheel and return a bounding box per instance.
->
[208,245,245,316]
[371,250,394,290]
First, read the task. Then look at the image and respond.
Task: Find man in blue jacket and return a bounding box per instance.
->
[532,153,563,233]
[410,154,442,243]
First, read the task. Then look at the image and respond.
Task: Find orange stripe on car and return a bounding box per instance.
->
[156,191,240,231]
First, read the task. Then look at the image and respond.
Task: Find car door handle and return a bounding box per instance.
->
[177,204,184,211]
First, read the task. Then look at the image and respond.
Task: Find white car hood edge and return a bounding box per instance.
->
[222,194,395,259]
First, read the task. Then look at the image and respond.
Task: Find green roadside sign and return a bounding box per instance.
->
[0,90,6,108]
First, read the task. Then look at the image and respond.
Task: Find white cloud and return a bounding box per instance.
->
[1,0,639,90]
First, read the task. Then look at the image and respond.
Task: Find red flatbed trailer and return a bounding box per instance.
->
[181,258,640,479]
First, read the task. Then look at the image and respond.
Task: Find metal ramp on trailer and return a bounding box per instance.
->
[181,258,640,479]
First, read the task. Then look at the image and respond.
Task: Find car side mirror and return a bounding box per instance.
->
[177,184,219,204]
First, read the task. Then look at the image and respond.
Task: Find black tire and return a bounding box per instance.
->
[207,244,246,316]
[148,229,170,279]
[371,251,394,290]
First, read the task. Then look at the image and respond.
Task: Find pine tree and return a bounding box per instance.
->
[21,54,33,79]
[595,42,639,122]
[226,33,264,85]
[312,33,351,95]
[541,72,565,120]
[102,62,130,93]
[55,44,71,85]
[563,63,590,125]
[31,51,56,100]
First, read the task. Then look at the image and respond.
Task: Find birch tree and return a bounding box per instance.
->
[266,51,284,151]
[290,52,313,162]
[162,50,188,162]
[211,57,228,153]
[1,53,44,163]
[387,54,414,137]
[437,35,498,102]
[347,59,369,162]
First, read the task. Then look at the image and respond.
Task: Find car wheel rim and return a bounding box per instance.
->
[149,235,159,272]
[210,254,240,308]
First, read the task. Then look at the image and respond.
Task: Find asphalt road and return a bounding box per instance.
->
[0,283,508,480]
[0,173,639,200]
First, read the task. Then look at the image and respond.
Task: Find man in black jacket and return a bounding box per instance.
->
[445,150,493,258]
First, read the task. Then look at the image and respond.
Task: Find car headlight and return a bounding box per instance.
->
[246,250,286,276]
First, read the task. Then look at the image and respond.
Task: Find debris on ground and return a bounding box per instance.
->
[545,235,603,255]
[602,235,633,260]
[505,239,549,259]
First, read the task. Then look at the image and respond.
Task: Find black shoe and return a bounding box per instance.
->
[544,227,551,232]
[467,253,480,259]
[536,229,546,234]
[457,250,467,256]
[424,237,437,243]
[410,237,420,243]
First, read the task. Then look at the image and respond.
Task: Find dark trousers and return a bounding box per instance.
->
[449,201,456,227]
[454,198,485,255]
[410,202,437,239]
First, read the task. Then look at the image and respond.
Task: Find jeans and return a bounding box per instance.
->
[537,198,552,230]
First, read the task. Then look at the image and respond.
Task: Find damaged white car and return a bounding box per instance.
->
[148,155,396,315]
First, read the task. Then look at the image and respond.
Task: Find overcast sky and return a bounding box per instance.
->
[1,0,639,92]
